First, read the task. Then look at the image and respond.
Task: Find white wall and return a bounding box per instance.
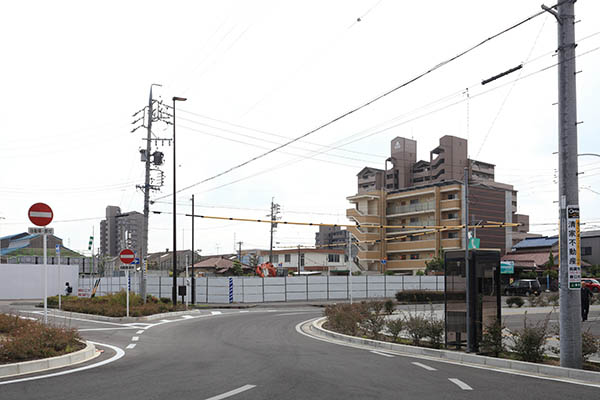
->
[0,264,79,300]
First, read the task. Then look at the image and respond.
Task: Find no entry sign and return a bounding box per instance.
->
[28,203,53,226]
[119,249,135,264]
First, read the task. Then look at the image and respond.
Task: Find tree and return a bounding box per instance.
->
[547,251,555,268]
[425,248,444,274]
[231,260,243,276]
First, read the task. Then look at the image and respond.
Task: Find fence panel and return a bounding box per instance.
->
[328,276,348,300]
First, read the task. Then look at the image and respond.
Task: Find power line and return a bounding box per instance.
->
[153,4,551,201]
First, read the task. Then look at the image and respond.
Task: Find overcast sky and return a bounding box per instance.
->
[2,0,599,257]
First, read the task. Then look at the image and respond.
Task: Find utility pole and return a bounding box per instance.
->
[237,241,243,261]
[297,245,302,274]
[544,0,582,368]
[464,167,474,353]
[268,198,281,263]
[191,194,195,304]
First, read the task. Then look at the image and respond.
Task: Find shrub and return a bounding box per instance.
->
[0,314,82,363]
[506,296,524,308]
[359,301,387,340]
[510,312,549,363]
[404,312,429,346]
[395,291,444,303]
[386,318,404,342]
[384,299,395,315]
[479,318,506,357]
[582,330,600,361]
[324,303,368,336]
[424,313,445,349]
[548,293,560,306]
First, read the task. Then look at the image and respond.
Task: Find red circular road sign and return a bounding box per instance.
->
[28,203,53,226]
[119,249,135,264]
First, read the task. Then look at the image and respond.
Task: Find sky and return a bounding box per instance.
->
[1,0,599,257]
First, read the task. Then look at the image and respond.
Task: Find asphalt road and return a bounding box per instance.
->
[1,306,599,399]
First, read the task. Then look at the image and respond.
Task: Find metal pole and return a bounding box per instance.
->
[553,0,582,368]
[191,194,195,304]
[43,231,47,323]
[464,167,474,352]
[57,244,61,310]
[126,269,130,317]
[185,254,189,310]
[269,198,274,263]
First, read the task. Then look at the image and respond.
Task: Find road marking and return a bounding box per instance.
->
[161,319,172,322]
[370,350,395,358]
[448,378,473,390]
[211,311,222,315]
[239,310,249,313]
[78,327,139,332]
[204,384,256,400]
[412,362,437,371]
[132,336,139,341]
[126,344,136,349]
[0,341,124,386]
[136,330,144,334]
[181,315,194,319]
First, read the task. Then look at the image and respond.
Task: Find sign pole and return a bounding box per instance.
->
[57,244,61,310]
[126,269,130,318]
[43,231,48,323]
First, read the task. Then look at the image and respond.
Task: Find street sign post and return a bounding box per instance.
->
[29,202,53,324]
[56,244,61,310]
[119,249,135,317]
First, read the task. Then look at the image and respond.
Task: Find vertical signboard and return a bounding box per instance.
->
[567,205,581,289]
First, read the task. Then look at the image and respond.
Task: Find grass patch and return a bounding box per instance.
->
[0,314,83,363]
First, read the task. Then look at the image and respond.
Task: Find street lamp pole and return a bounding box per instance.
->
[172,96,187,305]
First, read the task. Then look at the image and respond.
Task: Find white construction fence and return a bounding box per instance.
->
[79,275,445,303]
[0,264,79,300]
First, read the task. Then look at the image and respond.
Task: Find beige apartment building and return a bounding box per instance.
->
[348,135,529,275]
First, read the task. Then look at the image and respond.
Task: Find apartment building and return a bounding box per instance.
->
[348,135,528,275]
[99,206,145,258]
[315,225,349,249]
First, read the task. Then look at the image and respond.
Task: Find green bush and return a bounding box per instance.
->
[479,318,506,357]
[510,312,549,363]
[0,314,82,362]
[424,313,445,349]
[506,296,524,308]
[385,318,404,342]
[395,291,444,303]
[384,299,395,315]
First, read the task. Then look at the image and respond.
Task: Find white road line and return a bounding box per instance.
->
[78,327,139,332]
[204,384,256,400]
[131,336,139,342]
[126,344,136,349]
[161,319,172,322]
[412,362,437,371]
[136,330,144,334]
[239,310,249,313]
[449,378,473,390]
[211,311,222,315]
[0,341,125,386]
[276,311,319,316]
[370,350,395,358]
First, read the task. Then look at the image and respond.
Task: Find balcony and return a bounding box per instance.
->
[441,238,461,248]
[348,226,380,241]
[386,201,435,216]
[387,240,436,252]
[385,259,429,270]
[346,208,380,225]
[357,250,381,260]
[440,199,461,210]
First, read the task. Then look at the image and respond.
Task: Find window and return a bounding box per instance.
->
[447,193,456,200]
[345,254,349,262]
[448,232,458,239]
[410,254,420,260]
[272,255,279,263]
[410,217,418,223]
[300,254,305,267]
[582,247,592,256]
[328,254,340,263]
[446,212,457,219]
[400,254,407,260]
[410,236,419,241]
[284,254,291,262]
[410,199,419,205]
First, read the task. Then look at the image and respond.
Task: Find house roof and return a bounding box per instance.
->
[582,230,600,238]
[513,236,558,249]
[502,252,557,268]
[193,257,250,270]
[356,166,383,176]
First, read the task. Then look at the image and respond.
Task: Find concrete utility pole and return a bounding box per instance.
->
[237,241,243,261]
[464,167,474,353]
[191,194,195,304]
[545,0,582,368]
[269,198,280,263]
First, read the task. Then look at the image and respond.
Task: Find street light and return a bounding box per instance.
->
[172,96,187,305]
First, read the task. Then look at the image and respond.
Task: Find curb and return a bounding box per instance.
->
[0,341,98,379]
[310,317,600,385]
